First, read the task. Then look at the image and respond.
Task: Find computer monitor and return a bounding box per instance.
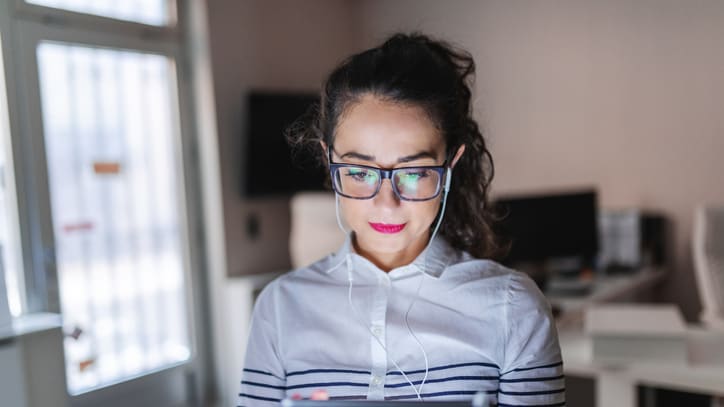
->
[243,91,326,197]
[494,189,599,267]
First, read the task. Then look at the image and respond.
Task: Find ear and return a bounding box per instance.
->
[450,144,466,168]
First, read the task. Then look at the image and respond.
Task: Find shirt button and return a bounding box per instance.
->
[371,375,382,385]
[372,326,383,337]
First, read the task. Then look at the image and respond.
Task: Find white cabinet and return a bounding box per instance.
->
[0,314,68,407]
[0,338,27,407]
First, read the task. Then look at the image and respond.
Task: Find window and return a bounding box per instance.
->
[25,0,175,26]
[36,41,190,393]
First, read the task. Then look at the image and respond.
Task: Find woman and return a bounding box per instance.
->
[238,33,564,406]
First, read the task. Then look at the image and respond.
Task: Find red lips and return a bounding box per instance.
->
[369,222,406,234]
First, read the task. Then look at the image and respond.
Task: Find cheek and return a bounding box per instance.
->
[340,199,369,225]
[409,200,441,226]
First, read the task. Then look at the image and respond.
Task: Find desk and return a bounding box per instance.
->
[547,268,724,406]
[546,267,666,327]
[559,327,724,407]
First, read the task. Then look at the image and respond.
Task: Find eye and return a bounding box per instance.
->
[396,169,434,191]
[399,169,431,181]
[344,167,377,184]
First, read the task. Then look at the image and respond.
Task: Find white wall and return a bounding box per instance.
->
[354,0,724,320]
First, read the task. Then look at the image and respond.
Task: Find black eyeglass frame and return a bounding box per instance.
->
[327,147,448,202]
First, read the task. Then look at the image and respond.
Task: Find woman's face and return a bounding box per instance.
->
[326,94,464,268]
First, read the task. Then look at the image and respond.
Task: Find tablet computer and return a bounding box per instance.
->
[282,402,473,407]
[281,392,490,407]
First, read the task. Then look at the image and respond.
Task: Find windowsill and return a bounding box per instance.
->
[0,312,62,342]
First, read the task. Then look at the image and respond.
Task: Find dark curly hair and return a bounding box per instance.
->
[287,32,505,260]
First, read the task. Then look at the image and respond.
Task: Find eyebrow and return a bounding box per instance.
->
[337,150,439,163]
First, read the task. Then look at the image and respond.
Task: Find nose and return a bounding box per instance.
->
[374,178,401,207]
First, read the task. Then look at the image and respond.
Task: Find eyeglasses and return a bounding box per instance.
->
[328,150,448,201]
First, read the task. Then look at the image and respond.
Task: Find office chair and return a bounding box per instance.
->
[289,192,345,269]
[693,205,724,331]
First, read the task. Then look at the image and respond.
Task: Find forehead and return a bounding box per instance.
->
[333,94,444,162]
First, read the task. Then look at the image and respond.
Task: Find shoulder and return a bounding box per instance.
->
[504,267,547,301]
[442,256,550,310]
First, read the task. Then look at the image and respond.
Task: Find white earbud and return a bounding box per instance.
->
[444,167,452,192]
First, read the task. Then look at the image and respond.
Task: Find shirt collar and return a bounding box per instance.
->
[326,232,459,279]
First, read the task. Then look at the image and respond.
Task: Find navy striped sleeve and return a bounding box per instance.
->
[239,367,285,406]
[238,284,286,407]
[500,272,566,406]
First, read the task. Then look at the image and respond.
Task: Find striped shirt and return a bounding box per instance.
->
[238,233,565,406]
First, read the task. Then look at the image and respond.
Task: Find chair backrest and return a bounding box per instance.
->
[289,192,345,269]
[693,205,724,329]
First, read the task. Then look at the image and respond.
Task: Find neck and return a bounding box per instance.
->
[352,231,431,272]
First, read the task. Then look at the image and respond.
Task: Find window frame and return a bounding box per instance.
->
[14,0,180,32]
[0,20,26,320]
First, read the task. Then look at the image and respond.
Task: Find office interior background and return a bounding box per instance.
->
[1,0,723,406]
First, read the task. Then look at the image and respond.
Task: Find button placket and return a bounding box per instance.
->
[367,276,390,400]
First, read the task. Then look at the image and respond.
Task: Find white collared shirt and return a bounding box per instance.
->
[238,234,565,406]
